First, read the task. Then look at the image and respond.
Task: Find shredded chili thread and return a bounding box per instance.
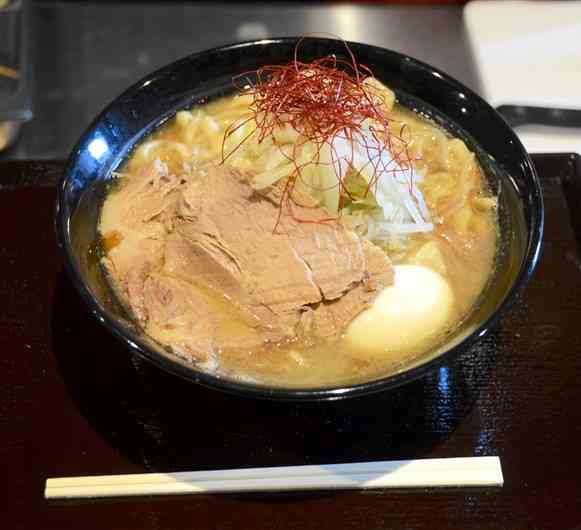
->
[221,40,415,232]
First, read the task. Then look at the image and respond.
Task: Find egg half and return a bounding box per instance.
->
[346,265,454,356]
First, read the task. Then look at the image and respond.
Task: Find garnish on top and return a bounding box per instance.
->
[222,41,432,237]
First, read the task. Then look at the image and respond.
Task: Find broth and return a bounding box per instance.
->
[100,83,497,388]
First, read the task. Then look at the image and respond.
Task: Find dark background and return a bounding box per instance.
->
[2,0,477,160]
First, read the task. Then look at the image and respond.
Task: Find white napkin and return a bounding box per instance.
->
[464,0,581,154]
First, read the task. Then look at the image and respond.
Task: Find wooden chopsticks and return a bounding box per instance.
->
[45,456,503,499]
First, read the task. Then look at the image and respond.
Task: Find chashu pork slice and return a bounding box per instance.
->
[101,161,395,363]
[167,165,394,340]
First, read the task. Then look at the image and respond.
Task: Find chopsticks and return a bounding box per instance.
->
[45,456,503,499]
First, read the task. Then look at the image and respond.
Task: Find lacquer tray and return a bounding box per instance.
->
[1,154,580,530]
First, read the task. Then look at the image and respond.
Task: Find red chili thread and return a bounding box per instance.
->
[220,40,415,232]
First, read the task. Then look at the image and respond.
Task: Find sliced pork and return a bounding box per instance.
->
[100,161,394,364]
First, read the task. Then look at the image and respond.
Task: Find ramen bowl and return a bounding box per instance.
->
[55,38,543,400]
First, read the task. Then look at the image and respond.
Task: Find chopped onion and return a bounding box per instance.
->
[331,120,433,237]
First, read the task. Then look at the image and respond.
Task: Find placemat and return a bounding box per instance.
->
[2,155,580,530]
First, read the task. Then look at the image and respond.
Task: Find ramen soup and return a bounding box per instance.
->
[99,55,498,387]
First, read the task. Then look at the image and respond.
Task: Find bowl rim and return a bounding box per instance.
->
[55,37,544,401]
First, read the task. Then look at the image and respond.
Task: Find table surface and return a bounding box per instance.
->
[1,1,478,160]
[2,153,581,530]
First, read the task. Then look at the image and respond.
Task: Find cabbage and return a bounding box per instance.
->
[228,116,433,243]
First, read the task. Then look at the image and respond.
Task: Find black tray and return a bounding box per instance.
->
[1,154,580,530]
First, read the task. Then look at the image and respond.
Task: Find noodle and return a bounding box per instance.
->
[104,80,498,387]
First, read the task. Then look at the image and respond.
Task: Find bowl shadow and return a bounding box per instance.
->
[51,270,498,475]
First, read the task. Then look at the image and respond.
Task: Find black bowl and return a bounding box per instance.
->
[55,38,543,400]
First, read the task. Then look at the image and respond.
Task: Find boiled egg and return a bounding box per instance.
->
[346,265,454,356]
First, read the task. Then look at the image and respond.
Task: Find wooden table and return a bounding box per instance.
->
[2,155,580,530]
